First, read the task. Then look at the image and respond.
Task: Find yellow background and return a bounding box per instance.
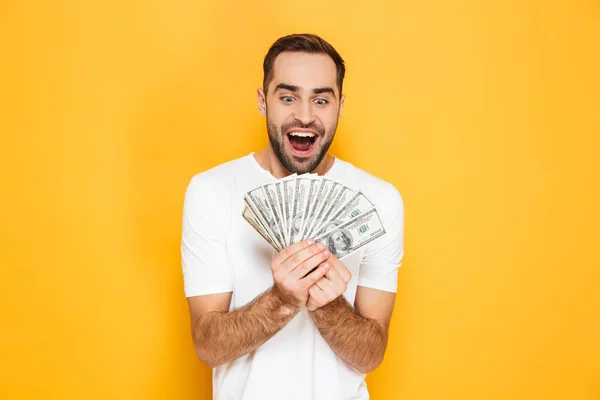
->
[1,0,599,399]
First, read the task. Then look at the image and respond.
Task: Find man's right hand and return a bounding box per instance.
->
[271,239,331,309]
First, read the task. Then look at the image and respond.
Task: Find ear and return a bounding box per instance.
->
[257,88,267,117]
[338,93,346,119]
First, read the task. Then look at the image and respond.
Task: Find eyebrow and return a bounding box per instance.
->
[274,83,300,93]
[312,87,335,97]
[274,83,337,98]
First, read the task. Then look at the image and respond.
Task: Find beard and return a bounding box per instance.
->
[266,112,338,175]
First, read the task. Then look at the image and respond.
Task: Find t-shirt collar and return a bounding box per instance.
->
[248,152,339,180]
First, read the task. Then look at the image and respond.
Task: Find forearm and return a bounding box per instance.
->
[309,296,388,373]
[193,286,298,368]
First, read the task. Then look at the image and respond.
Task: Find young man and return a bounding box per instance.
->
[181,33,404,400]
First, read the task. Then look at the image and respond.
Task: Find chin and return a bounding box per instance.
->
[287,158,318,174]
[276,150,309,171]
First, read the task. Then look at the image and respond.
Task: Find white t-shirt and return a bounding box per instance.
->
[181,154,404,400]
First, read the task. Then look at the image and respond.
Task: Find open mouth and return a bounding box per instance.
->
[286,131,318,153]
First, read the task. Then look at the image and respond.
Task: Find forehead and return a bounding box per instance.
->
[270,52,337,93]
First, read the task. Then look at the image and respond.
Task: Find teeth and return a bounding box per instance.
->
[289,132,316,138]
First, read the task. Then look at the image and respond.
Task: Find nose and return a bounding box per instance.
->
[295,100,315,126]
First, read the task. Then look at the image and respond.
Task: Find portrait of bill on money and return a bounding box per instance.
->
[182,33,404,400]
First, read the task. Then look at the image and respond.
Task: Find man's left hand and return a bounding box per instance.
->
[306,254,352,312]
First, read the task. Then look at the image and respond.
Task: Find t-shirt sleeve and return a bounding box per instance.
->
[357,185,405,293]
[180,176,233,297]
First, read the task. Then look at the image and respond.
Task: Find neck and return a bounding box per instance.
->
[253,146,335,179]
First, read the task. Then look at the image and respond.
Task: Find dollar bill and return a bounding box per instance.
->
[314,207,385,258]
[274,181,289,245]
[312,191,375,238]
[263,183,287,246]
[298,176,322,240]
[301,177,335,239]
[245,186,285,249]
[281,176,297,246]
[241,205,281,251]
[309,185,356,237]
[304,181,342,238]
[289,175,311,244]
[243,174,386,252]
[243,198,284,249]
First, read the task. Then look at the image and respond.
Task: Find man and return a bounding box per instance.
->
[181,33,404,400]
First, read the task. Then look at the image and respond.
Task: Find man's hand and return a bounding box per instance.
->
[306,254,352,311]
[271,239,331,309]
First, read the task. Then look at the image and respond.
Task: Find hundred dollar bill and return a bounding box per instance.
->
[298,176,322,240]
[263,182,287,247]
[309,185,356,237]
[241,205,281,251]
[245,186,285,249]
[289,175,311,244]
[314,207,385,258]
[243,198,285,250]
[300,177,335,239]
[312,191,375,238]
[279,174,297,246]
[304,181,341,238]
[274,181,288,245]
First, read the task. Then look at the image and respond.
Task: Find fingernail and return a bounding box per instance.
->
[307,238,315,245]
[323,262,330,269]
[317,243,325,250]
[323,249,330,257]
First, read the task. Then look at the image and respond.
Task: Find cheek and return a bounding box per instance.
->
[267,100,291,116]
[268,108,295,128]
[321,109,340,131]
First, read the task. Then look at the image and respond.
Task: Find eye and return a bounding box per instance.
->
[314,98,328,106]
[281,96,295,103]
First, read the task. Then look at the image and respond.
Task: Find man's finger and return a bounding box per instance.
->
[307,285,325,311]
[314,277,327,291]
[325,266,341,283]
[290,246,330,278]
[271,239,314,268]
[283,243,328,274]
[315,277,335,298]
[312,277,338,305]
[327,254,352,283]
[323,267,345,296]
[299,262,330,291]
[309,284,328,304]
[309,284,321,298]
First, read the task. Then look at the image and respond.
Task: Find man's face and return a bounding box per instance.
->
[331,231,349,251]
[258,52,345,174]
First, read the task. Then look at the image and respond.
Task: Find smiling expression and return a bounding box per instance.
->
[258,52,345,174]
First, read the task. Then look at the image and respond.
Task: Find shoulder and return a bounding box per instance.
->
[183,155,252,220]
[188,155,251,189]
[185,155,252,198]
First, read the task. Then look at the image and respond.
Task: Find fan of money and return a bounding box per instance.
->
[242,174,386,258]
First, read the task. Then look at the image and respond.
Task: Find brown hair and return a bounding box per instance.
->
[263,33,346,96]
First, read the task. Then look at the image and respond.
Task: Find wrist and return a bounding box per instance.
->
[270,286,301,317]
[309,295,346,316]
